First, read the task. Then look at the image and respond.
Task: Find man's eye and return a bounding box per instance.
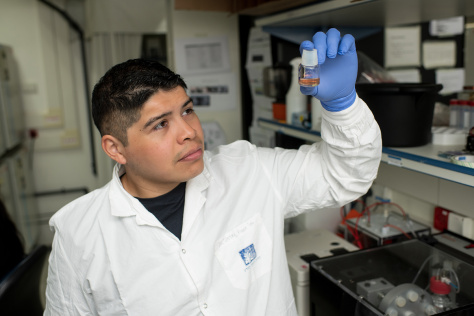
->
[183,108,194,116]
[153,120,168,130]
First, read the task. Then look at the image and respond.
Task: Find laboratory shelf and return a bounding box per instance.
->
[257,118,474,187]
[258,118,322,142]
[255,0,474,28]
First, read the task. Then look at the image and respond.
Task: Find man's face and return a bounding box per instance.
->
[119,86,204,197]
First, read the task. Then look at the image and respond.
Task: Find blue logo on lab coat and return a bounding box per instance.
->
[239,244,257,266]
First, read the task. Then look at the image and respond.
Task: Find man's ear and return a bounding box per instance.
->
[101,135,127,165]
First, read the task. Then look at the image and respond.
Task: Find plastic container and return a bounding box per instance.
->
[272,102,286,121]
[451,155,474,168]
[311,97,322,131]
[356,83,443,147]
[470,101,474,129]
[459,100,471,129]
[449,99,461,128]
[286,57,307,126]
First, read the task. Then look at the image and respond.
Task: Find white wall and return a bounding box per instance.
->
[170,9,243,143]
[0,0,104,245]
[0,0,243,246]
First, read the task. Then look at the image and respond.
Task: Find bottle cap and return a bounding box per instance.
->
[302,49,318,66]
[430,276,451,295]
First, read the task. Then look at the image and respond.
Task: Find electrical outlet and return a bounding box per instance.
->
[448,212,465,235]
[462,217,474,240]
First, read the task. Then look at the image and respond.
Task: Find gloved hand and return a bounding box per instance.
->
[300,28,358,112]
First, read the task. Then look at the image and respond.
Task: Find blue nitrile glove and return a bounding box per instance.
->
[300,28,358,112]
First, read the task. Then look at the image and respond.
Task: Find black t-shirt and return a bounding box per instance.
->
[136,182,186,240]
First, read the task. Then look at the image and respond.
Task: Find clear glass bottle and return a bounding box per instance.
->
[432,291,451,313]
[298,49,320,87]
[429,269,453,313]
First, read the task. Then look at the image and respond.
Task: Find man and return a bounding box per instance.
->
[44,28,381,315]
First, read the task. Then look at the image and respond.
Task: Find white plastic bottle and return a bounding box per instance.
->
[470,101,474,129]
[460,100,471,130]
[449,99,460,128]
[311,97,322,131]
[286,57,307,126]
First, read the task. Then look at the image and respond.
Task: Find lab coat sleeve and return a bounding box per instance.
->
[44,226,96,316]
[259,95,382,218]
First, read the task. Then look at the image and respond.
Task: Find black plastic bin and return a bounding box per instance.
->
[356,83,443,147]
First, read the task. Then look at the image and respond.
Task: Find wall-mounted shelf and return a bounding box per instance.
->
[258,118,474,187]
[258,118,322,142]
[255,0,474,28]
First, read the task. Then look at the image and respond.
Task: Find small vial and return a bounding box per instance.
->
[460,100,471,129]
[470,101,474,129]
[299,49,320,87]
[449,99,460,128]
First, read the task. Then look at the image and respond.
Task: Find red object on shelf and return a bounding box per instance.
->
[434,207,451,231]
[272,102,286,121]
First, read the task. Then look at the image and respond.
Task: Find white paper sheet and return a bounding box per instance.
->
[387,69,421,83]
[174,36,230,75]
[436,68,465,94]
[186,72,237,111]
[429,16,465,37]
[385,26,421,68]
[244,27,274,125]
[422,41,456,69]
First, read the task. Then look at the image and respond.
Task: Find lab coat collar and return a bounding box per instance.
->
[182,162,211,239]
[109,164,158,225]
[108,163,211,230]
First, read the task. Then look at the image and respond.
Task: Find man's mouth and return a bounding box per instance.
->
[178,147,203,162]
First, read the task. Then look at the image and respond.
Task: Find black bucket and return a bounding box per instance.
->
[356,83,443,147]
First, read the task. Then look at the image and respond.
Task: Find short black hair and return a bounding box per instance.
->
[92,59,187,145]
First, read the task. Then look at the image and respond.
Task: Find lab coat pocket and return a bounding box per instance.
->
[215,214,273,289]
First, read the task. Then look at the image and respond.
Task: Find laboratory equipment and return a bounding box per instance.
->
[310,97,322,131]
[356,83,442,147]
[449,99,461,129]
[298,49,319,87]
[0,44,39,252]
[309,235,474,315]
[285,229,359,316]
[0,45,25,150]
[263,63,292,121]
[286,57,307,126]
[341,208,431,248]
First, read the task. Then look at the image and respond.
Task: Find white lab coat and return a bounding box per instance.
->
[44,96,382,316]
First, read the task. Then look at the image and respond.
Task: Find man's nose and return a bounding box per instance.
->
[177,118,196,143]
